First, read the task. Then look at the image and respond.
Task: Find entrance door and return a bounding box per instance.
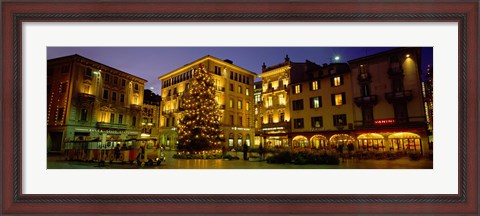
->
[50,132,63,152]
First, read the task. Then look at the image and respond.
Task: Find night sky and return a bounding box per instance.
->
[47,47,433,93]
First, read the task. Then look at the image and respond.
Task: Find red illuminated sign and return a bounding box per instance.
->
[374,119,395,125]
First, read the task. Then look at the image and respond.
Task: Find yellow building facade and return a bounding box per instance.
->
[47,55,147,152]
[158,55,256,150]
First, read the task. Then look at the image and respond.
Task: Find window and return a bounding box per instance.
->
[113,77,118,85]
[105,74,110,82]
[234,73,237,81]
[238,116,243,127]
[84,68,92,77]
[332,76,344,87]
[83,85,90,94]
[214,66,222,75]
[292,99,304,110]
[61,65,69,73]
[333,114,347,126]
[110,113,115,123]
[121,79,126,87]
[279,112,285,122]
[56,108,64,122]
[112,92,117,101]
[134,83,139,90]
[230,83,234,91]
[245,88,249,96]
[246,102,249,111]
[103,90,109,100]
[132,116,137,126]
[80,109,87,121]
[118,114,123,124]
[268,114,273,123]
[237,100,242,109]
[230,115,234,125]
[120,94,125,103]
[294,118,304,129]
[278,94,285,105]
[238,86,242,94]
[311,116,323,128]
[229,99,234,108]
[311,81,319,90]
[267,96,273,107]
[165,118,170,127]
[230,72,233,79]
[331,93,346,106]
[255,95,261,103]
[310,96,322,108]
[294,84,302,94]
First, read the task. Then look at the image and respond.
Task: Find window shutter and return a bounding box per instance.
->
[310,98,314,108]
[330,77,334,86]
[331,94,335,106]
[319,96,322,107]
[340,76,344,85]
[342,92,346,104]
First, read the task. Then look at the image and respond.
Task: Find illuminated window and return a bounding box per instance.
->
[310,96,322,108]
[294,84,302,94]
[238,86,242,94]
[331,93,346,106]
[267,96,273,107]
[278,94,285,105]
[255,94,261,103]
[332,76,343,87]
[246,102,249,111]
[311,116,323,128]
[246,88,249,96]
[311,81,319,90]
[238,100,242,109]
[229,99,234,108]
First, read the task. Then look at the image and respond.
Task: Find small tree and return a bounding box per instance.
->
[177,64,222,154]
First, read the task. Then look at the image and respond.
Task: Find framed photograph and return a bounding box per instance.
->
[2,0,478,215]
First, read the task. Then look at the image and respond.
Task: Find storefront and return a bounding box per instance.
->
[329,134,355,148]
[310,135,328,149]
[357,133,385,151]
[292,135,309,148]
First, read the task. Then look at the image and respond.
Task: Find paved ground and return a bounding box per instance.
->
[47,151,433,169]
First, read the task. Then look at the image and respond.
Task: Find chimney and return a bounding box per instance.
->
[224,59,233,64]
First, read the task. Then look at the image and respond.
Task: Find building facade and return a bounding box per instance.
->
[158,55,256,150]
[141,89,161,140]
[47,54,147,152]
[349,47,429,154]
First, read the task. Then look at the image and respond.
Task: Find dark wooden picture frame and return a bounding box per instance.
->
[2,1,478,215]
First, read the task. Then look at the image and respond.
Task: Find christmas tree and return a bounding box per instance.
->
[177,63,223,155]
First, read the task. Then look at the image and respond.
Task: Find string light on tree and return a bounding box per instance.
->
[177,63,223,155]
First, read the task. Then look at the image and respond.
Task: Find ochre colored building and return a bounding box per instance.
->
[47,54,147,152]
[158,55,256,150]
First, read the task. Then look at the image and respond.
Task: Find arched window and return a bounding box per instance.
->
[292,136,309,148]
[237,134,243,147]
[357,133,384,151]
[310,135,328,149]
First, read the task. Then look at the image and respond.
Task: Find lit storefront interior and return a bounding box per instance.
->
[329,134,355,148]
[310,135,328,149]
[357,133,385,151]
[292,135,309,148]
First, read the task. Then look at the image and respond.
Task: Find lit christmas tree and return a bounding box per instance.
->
[177,64,223,155]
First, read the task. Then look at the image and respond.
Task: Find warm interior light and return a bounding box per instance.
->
[406,54,410,58]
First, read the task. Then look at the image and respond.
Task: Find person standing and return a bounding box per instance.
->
[243,143,248,160]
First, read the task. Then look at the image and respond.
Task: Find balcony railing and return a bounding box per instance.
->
[78,93,95,104]
[162,109,177,115]
[385,90,413,103]
[354,95,378,107]
[96,122,128,130]
[130,104,142,111]
[262,121,291,130]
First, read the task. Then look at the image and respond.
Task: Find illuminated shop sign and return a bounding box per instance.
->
[374,119,395,125]
[232,127,251,131]
[262,127,285,131]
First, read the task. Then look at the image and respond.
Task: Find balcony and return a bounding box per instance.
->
[385,90,413,103]
[162,109,177,115]
[354,95,378,107]
[78,93,95,104]
[96,122,128,130]
[130,104,142,111]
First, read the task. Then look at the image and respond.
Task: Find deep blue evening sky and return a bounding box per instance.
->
[47,47,433,93]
